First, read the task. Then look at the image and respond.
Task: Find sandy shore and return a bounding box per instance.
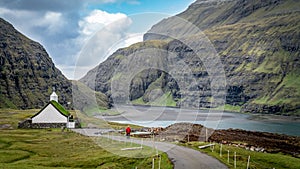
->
[247,114,300,122]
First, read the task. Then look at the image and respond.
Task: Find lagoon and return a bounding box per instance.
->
[99,105,300,136]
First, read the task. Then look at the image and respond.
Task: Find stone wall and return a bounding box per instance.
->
[18,119,81,129]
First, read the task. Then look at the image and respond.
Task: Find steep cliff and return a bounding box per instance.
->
[0,18,72,109]
[81,0,300,115]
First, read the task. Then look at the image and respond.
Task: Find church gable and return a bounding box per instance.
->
[18,90,80,129]
[32,102,68,123]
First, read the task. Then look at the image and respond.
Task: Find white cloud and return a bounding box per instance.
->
[0,8,66,39]
[39,11,65,34]
[73,9,143,79]
[0,6,144,80]
[0,8,39,39]
[78,10,128,40]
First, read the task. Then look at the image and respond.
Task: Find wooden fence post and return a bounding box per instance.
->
[246,155,250,169]
[234,152,236,169]
[227,150,230,163]
[152,158,155,169]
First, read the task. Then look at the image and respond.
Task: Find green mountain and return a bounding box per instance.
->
[81,0,300,115]
[0,18,110,110]
[0,18,73,109]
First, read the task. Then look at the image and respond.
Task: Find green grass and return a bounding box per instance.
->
[0,129,172,169]
[131,91,177,107]
[181,142,300,169]
[93,136,163,159]
[50,100,70,116]
[107,122,143,130]
[151,92,177,107]
[0,109,173,169]
[212,104,242,113]
[126,40,169,51]
[0,97,18,109]
[253,73,300,108]
[72,81,110,110]
[0,109,37,128]
[71,109,142,129]
[82,106,121,117]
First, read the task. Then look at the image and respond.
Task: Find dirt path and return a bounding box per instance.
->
[73,129,228,169]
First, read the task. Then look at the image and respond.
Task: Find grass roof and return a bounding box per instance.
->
[50,100,70,116]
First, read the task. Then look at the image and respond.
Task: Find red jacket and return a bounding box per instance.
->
[126,127,131,134]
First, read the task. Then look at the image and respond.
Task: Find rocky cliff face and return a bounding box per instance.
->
[81,0,300,115]
[0,18,72,109]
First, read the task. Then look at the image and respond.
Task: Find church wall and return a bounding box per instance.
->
[32,104,67,123]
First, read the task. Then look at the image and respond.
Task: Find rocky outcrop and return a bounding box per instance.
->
[0,18,72,109]
[81,0,300,115]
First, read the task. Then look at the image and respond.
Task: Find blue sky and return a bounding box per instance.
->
[0,0,194,79]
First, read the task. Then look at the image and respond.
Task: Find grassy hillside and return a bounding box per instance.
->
[143,0,300,115]
[0,109,173,169]
[81,0,300,115]
[181,142,300,169]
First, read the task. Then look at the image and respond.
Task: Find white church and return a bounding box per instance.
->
[19,90,77,129]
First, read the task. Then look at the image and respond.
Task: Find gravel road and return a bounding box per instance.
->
[72,128,228,169]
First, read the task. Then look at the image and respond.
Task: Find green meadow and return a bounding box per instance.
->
[0,109,173,169]
[181,142,300,169]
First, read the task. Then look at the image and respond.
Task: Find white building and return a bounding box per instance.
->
[29,91,75,128]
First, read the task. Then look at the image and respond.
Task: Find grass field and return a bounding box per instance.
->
[181,142,300,169]
[0,109,173,169]
[131,92,177,107]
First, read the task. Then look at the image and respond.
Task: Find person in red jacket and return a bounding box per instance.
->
[126,125,131,139]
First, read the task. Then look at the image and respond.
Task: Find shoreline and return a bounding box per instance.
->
[113,104,300,120]
[246,113,300,122]
[101,105,300,136]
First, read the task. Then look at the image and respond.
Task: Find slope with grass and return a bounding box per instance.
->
[181,142,300,169]
[0,109,173,169]
[81,0,300,115]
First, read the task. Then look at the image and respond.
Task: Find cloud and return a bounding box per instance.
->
[78,10,128,38]
[74,9,144,79]
[43,12,64,30]
[0,0,144,80]
[35,12,66,35]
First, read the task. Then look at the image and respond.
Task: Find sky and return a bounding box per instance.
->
[0,0,195,79]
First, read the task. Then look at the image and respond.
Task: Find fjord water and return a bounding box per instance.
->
[101,105,300,136]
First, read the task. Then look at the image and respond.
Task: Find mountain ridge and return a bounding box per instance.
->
[0,18,73,109]
[0,18,111,110]
[81,0,300,115]
[0,18,72,109]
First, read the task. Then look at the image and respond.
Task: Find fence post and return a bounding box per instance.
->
[211,144,214,152]
[219,143,222,157]
[234,152,236,169]
[205,128,208,142]
[152,158,155,169]
[246,155,250,169]
[227,150,230,163]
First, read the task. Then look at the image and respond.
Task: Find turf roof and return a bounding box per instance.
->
[50,100,70,116]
